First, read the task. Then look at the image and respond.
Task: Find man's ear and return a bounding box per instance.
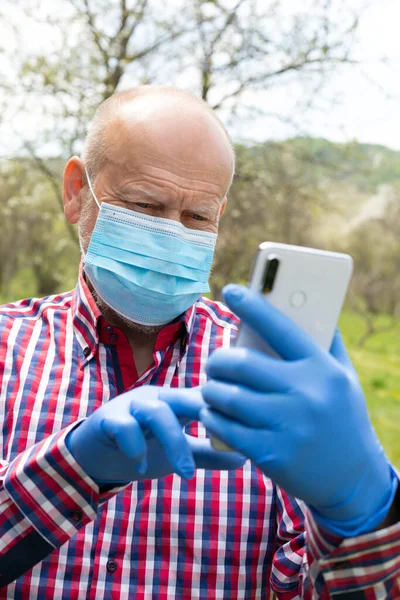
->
[63,157,85,224]
[219,196,227,218]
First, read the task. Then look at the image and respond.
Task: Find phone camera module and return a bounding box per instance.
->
[262,255,280,294]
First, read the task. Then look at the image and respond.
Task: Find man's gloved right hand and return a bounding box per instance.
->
[65,386,246,486]
[200,284,396,537]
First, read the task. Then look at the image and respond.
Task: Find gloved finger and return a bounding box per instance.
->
[203,380,286,428]
[143,417,193,442]
[199,407,274,466]
[330,329,357,373]
[101,416,148,473]
[132,400,196,480]
[158,386,206,419]
[186,435,247,470]
[206,347,290,393]
[223,284,319,360]
[140,388,202,441]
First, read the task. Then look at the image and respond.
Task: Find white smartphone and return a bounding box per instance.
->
[211,242,353,451]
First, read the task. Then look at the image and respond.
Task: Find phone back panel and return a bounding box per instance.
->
[235,242,353,353]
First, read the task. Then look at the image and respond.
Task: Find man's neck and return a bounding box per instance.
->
[85,277,160,376]
[100,304,159,378]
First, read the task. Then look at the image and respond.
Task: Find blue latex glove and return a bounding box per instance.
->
[200,284,397,537]
[66,386,246,486]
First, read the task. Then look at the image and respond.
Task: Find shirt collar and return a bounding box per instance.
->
[72,264,197,367]
[72,265,102,365]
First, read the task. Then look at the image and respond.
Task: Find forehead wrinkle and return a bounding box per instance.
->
[139,149,230,174]
[140,159,227,184]
[140,171,225,198]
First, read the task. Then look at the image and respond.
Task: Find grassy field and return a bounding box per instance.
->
[340,311,400,469]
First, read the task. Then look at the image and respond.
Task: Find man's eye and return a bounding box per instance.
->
[135,202,153,209]
[191,213,207,221]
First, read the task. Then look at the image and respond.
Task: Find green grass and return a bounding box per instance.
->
[339,310,400,469]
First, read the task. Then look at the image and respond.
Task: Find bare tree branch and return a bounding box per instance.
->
[70,0,110,66]
[125,0,148,40]
[197,0,247,100]
[211,55,358,110]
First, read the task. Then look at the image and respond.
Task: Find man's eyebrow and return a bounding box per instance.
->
[188,204,218,217]
[120,186,219,215]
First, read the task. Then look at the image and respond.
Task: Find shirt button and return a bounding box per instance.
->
[331,560,353,570]
[105,326,114,333]
[83,347,91,357]
[106,558,117,573]
[71,509,83,522]
[108,334,118,342]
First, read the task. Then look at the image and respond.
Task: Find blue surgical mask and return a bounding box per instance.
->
[83,170,217,326]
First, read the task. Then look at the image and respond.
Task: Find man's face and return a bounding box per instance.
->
[70,96,233,253]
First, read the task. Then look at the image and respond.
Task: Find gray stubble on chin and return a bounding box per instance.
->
[91,287,164,336]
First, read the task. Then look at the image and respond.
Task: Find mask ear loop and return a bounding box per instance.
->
[85,167,101,210]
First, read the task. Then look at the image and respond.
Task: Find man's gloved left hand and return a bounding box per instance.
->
[200,284,398,537]
[66,386,246,486]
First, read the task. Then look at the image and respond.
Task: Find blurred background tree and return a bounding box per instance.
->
[345,185,400,347]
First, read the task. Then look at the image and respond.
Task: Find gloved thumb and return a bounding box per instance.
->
[186,435,246,471]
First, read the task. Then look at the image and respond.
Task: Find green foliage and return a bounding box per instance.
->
[291,137,400,192]
[0,158,80,303]
[340,311,400,468]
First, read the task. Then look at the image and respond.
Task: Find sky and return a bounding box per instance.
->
[1,0,400,152]
[231,0,400,147]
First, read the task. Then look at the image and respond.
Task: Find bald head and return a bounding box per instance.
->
[82,86,235,185]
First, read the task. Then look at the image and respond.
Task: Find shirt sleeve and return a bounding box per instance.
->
[271,486,400,599]
[0,421,126,587]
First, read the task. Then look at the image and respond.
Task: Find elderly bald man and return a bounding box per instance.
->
[0,86,399,600]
